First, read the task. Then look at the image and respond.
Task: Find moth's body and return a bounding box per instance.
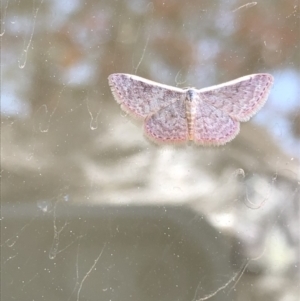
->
[108,73,274,146]
[185,88,199,141]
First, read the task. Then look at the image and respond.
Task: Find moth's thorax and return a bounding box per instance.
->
[185,89,199,140]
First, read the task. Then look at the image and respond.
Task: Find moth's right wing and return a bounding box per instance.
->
[198,73,273,122]
[192,102,240,146]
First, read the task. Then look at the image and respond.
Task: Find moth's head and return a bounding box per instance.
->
[186,88,197,102]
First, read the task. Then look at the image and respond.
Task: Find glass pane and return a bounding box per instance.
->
[2,1,299,300]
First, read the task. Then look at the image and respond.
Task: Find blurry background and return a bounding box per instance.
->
[1,0,299,300]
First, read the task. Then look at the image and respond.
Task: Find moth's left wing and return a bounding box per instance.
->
[108,73,185,120]
[144,99,188,144]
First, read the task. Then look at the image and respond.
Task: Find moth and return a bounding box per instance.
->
[108,73,273,146]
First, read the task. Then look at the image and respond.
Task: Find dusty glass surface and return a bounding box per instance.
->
[1,1,299,300]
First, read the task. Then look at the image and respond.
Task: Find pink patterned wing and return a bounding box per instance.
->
[144,99,188,144]
[108,73,185,119]
[198,74,274,122]
[109,73,188,144]
[193,102,240,146]
[192,73,273,146]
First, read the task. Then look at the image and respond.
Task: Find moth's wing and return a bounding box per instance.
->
[198,73,273,122]
[144,99,188,144]
[108,73,185,119]
[193,102,240,146]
